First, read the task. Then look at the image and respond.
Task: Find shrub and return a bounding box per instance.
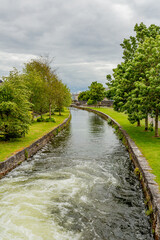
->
[54,107,64,112]
[45,117,56,123]
[87,99,95,105]
[149,121,153,132]
[37,117,45,122]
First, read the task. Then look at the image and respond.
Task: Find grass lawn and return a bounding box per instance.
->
[90,107,160,187]
[0,109,70,162]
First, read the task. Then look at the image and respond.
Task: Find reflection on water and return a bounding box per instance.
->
[0,108,153,240]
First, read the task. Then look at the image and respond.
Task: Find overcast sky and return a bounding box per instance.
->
[0,0,160,92]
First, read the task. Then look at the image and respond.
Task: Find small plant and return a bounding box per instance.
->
[45,117,56,123]
[145,206,153,216]
[107,118,112,125]
[24,149,28,160]
[149,121,154,132]
[139,172,143,181]
[134,167,140,176]
[152,228,155,235]
[54,107,64,112]
[37,117,45,122]
[87,99,95,105]
[118,132,123,140]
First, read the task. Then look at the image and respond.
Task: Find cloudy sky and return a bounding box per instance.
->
[0,0,160,92]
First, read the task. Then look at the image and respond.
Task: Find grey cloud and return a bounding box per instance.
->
[0,0,160,91]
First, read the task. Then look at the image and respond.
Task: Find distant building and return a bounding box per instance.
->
[72,93,79,101]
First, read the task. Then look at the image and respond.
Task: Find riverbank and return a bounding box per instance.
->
[0,109,71,178]
[0,110,70,162]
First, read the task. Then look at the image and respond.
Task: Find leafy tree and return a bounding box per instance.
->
[55,81,71,115]
[0,69,31,140]
[23,68,48,119]
[24,57,57,119]
[106,22,160,130]
[78,90,90,101]
[134,36,160,137]
[88,81,106,104]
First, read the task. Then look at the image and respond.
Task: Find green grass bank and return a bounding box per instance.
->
[0,109,70,162]
[90,107,160,187]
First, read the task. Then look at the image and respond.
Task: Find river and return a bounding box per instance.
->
[0,108,153,240]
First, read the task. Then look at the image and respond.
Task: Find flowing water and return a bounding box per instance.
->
[0,108,153,240]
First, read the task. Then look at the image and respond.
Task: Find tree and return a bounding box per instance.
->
[23,68,48,119]
[134,36,160,137]
[55,81,72,115]
[106,23,160,130]
[88,81,106,104]
[23,57,57,119]
[0,69,31,140]
[78,90,90,101]
[23,57,71,118]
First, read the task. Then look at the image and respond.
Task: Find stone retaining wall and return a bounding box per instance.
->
[0,113,71,179]
[73,105,160,240]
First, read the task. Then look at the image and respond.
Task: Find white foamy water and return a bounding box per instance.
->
[0,109,153,240]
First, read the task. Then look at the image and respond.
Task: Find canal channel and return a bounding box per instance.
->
[0,108,153,239]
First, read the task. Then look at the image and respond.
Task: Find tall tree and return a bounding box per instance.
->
[0,69,31,140]
[134,36,160,137]
[55,80,72,115]
[78,90,90,101]
[106,23,160,130]
[88,81,106,104]
[23,57,57,119]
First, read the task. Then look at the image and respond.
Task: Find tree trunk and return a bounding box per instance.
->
[137,119,141,127]
[155,109,159,137]
[49,103,52,119]
[145,114,148,131]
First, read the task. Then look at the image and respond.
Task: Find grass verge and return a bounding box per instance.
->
[0,109,70,162]
[90,107,160,186]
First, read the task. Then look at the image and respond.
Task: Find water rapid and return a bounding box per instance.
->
[0,108,153,240]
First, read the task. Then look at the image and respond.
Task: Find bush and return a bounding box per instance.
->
[149,121,153,131]
[87,99,95,105]
[45,117,56,123]
[54,107,64,112]
[37,117,45,122]
[0,121,29,140]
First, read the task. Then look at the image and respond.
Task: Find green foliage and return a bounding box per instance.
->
[37,117,45,122]
[54,81,72,115]
[0,109,70,162]
[54,107,64,113]
[23,57,71,118]
[45,117,55,123]
[106,22,160,136]
[89,81,106,102]
[149,122,154,132]
[0,69,32,140]
[107,118,112,125]
[24,149,28,160]
[0,56,71,140]
[37,116,55,123]
[145,206,153,216]
[78,81,106,104]
[87,99,95,105]
[78,90,90,101]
